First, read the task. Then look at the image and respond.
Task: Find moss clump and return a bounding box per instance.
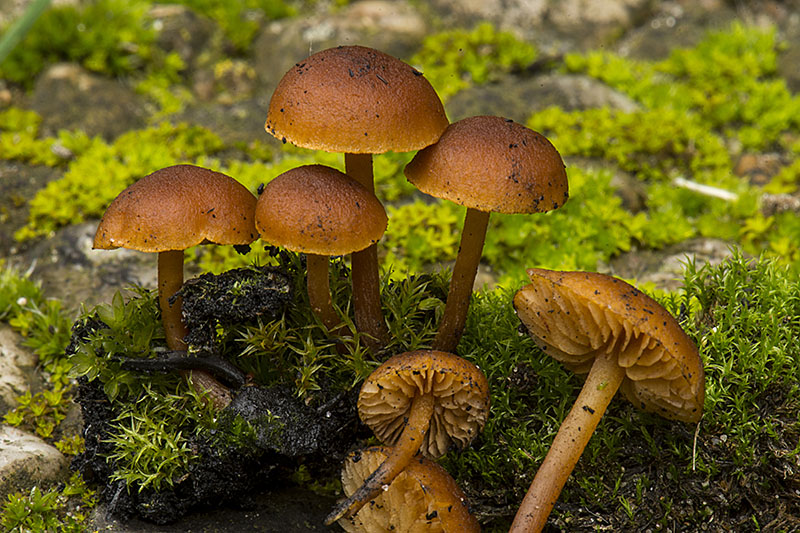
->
[445,250,800,531]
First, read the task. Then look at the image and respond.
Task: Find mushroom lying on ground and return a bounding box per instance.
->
[405,115,568,353]
[510,268,705,533]
[336,446,480,533]
[93,164,258,408]
[254,165,387,332]
[325,349,490,524]
[265,45,448,349]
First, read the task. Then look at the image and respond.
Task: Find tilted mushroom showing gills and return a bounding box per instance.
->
[510,269,705,533]
[325,350,490,524]
[405,116,568,353]
[337,446,480,533]
[93,164,258,408]
[255,165,387,331]
[265,45,448,349]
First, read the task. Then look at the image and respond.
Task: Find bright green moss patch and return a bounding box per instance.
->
[0,107,95,167]
[410,22,537,102]
[446,250,800,530]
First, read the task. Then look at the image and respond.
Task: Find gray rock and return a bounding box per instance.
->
[252,0,429,99]
[446,73,640,123]
[607,237,734,291]
[0,425,68,499]
[29,63,148,141]
[0,326,41,413]
[148,4,217,70]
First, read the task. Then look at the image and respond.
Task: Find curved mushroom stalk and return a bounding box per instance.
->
[325,391,434,525]
[433,208,490,352]
[305,253,340,331]
[509,352,626,533]
[158,249,188,351]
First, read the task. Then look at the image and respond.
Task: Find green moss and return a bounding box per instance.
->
[16,122,225,241]
[0,473,96,533]
[0,0,157,88]
[0,107,95,167]
[445,250,800,530]
[410,22,537,102]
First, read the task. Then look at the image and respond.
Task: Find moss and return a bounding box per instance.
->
[410,22,537,102]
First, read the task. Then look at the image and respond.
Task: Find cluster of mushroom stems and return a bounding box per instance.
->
[93,44,706,532]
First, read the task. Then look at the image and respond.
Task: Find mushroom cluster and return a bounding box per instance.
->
[91,43,705,532]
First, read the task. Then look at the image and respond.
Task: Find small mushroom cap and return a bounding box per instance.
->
[513,268,705,423]
[265,45,448,154]
[358,350,490,458]
[339,446,480,533]
[404,115,569,214]
[93,164,257,252]
[255,164,387,255]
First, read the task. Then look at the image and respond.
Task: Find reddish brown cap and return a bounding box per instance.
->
[93,164,257,252]
[338,446,480,533]
[265,45,448,154]
[358,350,490,458]
[513,268,705,423]
[255,164,387,256]
[404,115,569,214]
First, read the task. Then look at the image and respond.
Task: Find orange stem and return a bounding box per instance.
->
[157,250,187,351]
[325,391,434,525]
[433,208,489,353]
[509,353,626,533]
[306,253,340,331]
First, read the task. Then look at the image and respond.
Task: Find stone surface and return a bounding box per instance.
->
[446,73,640,123]
[0,425,68,499]
[29,63,148,141]
[0,326,40,413]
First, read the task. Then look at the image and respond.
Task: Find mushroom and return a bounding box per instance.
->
[254,165,387,331]
[93,164,258,408]
[337,446,480,533]
[325,349,490,524]
[510,268,706,532]
[265,45,448,349]
[404,116,568,353]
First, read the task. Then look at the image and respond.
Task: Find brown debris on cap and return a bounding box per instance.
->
[515,268,704,423]
[265,45,448,154]
[404,115,569,214]
[93,164,258,252]
[255,164,387,256]
[338,446,480,533]
[358,350,490,458]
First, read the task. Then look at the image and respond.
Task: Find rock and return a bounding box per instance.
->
[252,0,429,99]
[148,4,217,70]
[0,161,63,256]
[168,99,276,146]
[608,237,735,291]
[29,63,148,141]
[0,425,68,499]
[446,73,640,123]
[0,326,41,413]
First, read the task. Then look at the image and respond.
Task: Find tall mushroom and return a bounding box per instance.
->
[325,349,490,524]
[93,164,258,408]
[510,268,705,533]
[337,446,480,533]
[254,165,387,331]
[404,116,568,353]
[265,45,448,349]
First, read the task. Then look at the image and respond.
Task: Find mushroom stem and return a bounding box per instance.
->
[345,152,389,350]
[509,352,626,533]
[433,207,490,353]
[157,249,231,410]
[306,253,340,331]
[157,249,188,351]
[325,390,435,525]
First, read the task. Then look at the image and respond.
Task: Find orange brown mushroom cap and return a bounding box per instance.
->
[265,45,449,350]
[509,268,705,533]
[255,165,387,330]
[93,164,257,409]
[265,45,448,155]
[337,446,480,533]
[404,115,569,353]
[325,350,489,525]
